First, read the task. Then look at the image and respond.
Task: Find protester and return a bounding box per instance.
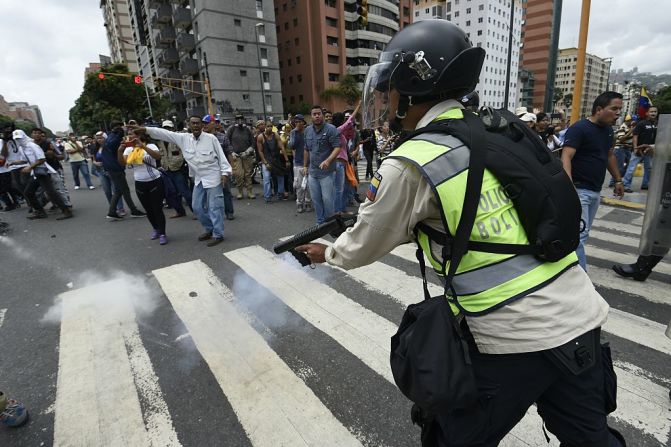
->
[622,106,658,192]
[304,105,340,224]
[226,114,256,199]
[92,131,125,216]
[119,130,168,245]
[138,116,232,247]
[64,132,94,190]
[360,127,377,180]
[156,120,192,218]
[11,130,72,220]
[375,121,394,169]
[257,120,290,203]
[561,91,624,270]
[203,115,235,220]
[520,112,537,129]
[609,117,634,187]
[31,128,71,210]
[288,113,311,213]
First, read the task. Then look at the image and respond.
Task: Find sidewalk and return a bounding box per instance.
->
[600,172,648,211]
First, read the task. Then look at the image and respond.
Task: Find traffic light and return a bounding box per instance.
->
[356,0,368,27]
[97,73,105,80]
[134,75,143,84]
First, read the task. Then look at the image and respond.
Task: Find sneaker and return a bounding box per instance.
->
[159,234,168,245]
[88,186,95,190]
[56,209,74,220]
[27,212,48,220]
[236,193,243,200]
[0,398,29,427]
[297,204,304,213]
[150,229,160,240]
[130,210,146,218]
[198,232,212,241]
[641,185,648,190]
[206,237,224,247]
[74,186,80,190]
[248,192,256,199]
[117,208,127,217]
[226,213,235,220]
[106,212,123,221]
[624,187,634,193]
[169,213,186,219]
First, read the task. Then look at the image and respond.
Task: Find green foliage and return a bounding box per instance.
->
[69,64,154,135]
[553,88,564,105]
[563,93,573,109]
[651,85,671,114]
[320,74,362,106]
[284,102,312,116]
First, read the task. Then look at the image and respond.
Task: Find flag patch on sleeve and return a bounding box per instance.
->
[366,172,383,202]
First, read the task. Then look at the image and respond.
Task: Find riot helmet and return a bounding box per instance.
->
[362,20,485,129]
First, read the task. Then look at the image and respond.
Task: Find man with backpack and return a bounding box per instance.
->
[295,20,624,446]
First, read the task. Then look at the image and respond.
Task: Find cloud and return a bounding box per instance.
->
[0,1,109,132]
[559,0,671,74]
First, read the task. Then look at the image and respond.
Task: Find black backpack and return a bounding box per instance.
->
[401,107,581,262]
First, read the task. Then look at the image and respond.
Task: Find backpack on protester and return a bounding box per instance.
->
[390,109,582,420]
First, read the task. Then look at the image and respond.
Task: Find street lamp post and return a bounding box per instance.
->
[255,23,267,122]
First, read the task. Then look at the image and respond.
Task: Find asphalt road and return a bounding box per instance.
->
[0,167,669,446]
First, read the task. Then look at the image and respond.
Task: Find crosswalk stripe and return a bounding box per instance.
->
[591,220,641,237]
[0,308,6,329]
[605,308,671,355]
[152,260,362,447]
[587,265,671,305]
[587,244,671,276]
[54,278,180,447]
[224,247,396,384]
[589,229,641,248]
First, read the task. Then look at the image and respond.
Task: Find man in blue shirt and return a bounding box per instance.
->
[561,92,624,270]
[289,114,311,213]
[302,105,341,224]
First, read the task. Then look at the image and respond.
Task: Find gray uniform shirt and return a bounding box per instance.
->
[325,100,609,354]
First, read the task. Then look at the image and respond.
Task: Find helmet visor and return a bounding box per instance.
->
[361,61,395,129]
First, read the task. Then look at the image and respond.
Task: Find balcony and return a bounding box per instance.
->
[169,90,186,104]
[173,7,192,29]
[179,58,199,75]
[155,4,172,23]
[157,48,179,67]
[165,68,181,81]
[157,26,176,45]
[147,0,167,8]
[176,33,195,53]
[185,82,203,100]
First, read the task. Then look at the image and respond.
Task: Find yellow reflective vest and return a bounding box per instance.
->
[387,108,578,316]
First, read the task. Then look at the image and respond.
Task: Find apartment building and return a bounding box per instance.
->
[519,0,561,112]
[100,0,139,72]
[554,48,611,119]
[274,0,411,114]
[413,0,445,21]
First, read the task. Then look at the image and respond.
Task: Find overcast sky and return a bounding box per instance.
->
[0,0,669,132]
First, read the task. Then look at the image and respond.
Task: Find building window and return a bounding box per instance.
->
[466,20,470,26]
[297,75,302,82]
[289,76,293,84]
[265,95,272,112]
[256,0,264,18]
[243,94,250,101]
[290,96,295,104]
[328,55,339,64]
[466,7,471,13]
[454,11,459,17]
[293,18,298,27]
[327,36,338,46]
[415,11,419,17]
[240,70,247,77]
[294,37,299,46]
[283,3,287,11]
[478,17,483,23]
[325,0,336,7]
[299,94,304,102]
[284,22,289,30]
[263,72,270,82]
[479,4,484,10]
[287,58,292,66]
[326,17,337,27]
[296,56,301,64]
[328,73,339,81]
[477,30,482,35]
[234,19,241,26]
[446,14,451,20]
[237,45,244,52]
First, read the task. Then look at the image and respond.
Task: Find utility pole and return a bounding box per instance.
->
[255,23,267,122]
[571,0,591,123]
[503,0,515,110]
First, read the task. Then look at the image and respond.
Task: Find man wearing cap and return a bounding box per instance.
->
[520,112,537,129]
[157,120,192,217]
[226,113,256,199]
[203,114,235,220]
[132,116,232,247]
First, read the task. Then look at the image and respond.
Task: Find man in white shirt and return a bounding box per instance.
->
[134,116,232,247]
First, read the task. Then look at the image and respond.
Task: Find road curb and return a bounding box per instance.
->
[600,196,646,211]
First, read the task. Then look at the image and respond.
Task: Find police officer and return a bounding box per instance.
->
[296,20,625,446]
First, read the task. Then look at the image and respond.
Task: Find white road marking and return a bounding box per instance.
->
[54,279,180,447]
[152,260,362,447]
[0,308,6,329]
[589,229,641,248]
[590,220,641,237]
[586,244,671,276]
[588,265,671,305]
[225,246,396,384]
[605,308,671,355]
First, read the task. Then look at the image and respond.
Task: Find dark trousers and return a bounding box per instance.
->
[164,169,193,214]
[223,181,234,216]
[284,155,294,194]
[364,149,374,178]
[24,174,67,213]
[135,178,166,234]
[11,170,29,198]
[426,328,621,446]
[0,172,21,206]
[108,170,139,215]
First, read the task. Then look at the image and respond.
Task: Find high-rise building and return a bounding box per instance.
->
[120,0,284,122]
[519,0,561,112]
[554,48,612,119]
[413,0,445,21]
[100,0,139,72]
[2,100,45,128]
[274,0,409,114]
[447,0,523,110]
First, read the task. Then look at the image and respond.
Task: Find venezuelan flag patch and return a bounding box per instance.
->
[366,172,383,202]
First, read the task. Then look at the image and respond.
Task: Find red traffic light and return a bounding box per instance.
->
[98,73,105,80]
[134,75,143,84]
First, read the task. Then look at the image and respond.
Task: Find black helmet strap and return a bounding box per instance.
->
[390,94,412,133]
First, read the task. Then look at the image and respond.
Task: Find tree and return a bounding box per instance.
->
[652,85,671,113]
[553,88,564,108]
[320,74,362,106]
[563,93,573,109]
[69,64,152,135]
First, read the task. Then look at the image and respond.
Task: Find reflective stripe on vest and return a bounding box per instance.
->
[388,108,578,315]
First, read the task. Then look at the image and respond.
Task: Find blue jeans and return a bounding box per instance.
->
[70,160,93,187]
[576,188,601,271]
[192,182,225,239]
[609,146,631,185]
[100,170,124,211]
[334,161,346,212]
[622,152,652,189]
[262,164,284,201]
[164,169,193,214]
[308,172,336,224]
